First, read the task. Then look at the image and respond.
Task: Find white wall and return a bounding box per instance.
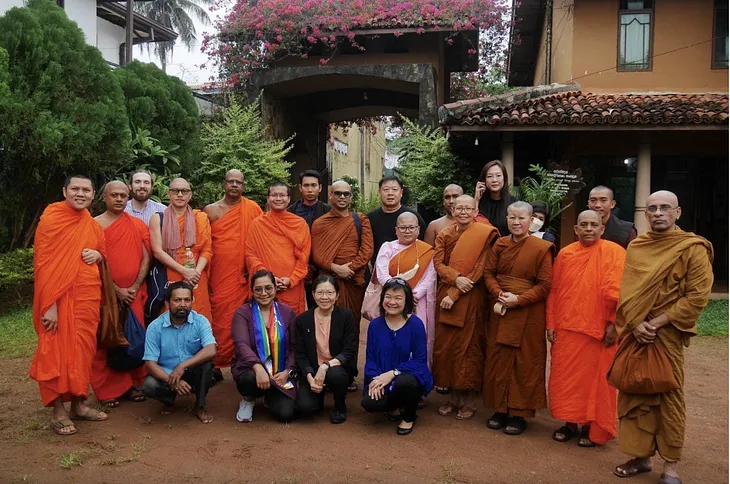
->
[97,17,125,65]
[63,0,97,45]
[0,0,26,16]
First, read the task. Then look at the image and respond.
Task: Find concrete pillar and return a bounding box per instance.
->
[501,132,515,186]
[634,142,651,233]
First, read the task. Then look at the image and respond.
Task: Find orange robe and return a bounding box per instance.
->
[30,202,106,406]
[311,211,374,321]
[432,223,499,390]
[91,213,150,401]
[483,236,554,417]
[546,239,625,444]
[209,198,263,368]
[245,210,311,314]
[166,211,213,323]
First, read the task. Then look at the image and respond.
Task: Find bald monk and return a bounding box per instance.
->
[90,181,151,407]
[613,191,713,484]
[588,185,637,248]
[246,182,311,314]
[433,195,499,419]
[376,212,437,365]
[31,175,109,436]
[150,178,213,325]
[204,170,263,370]
[547,210,625,447]
[424,184,464,246]
[483,201,554,435]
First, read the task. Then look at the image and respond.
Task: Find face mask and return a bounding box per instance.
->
[529,217,544,233]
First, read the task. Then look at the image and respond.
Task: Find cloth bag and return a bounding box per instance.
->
[144,211,168,325]
[97,258,128,349]
[361,268,382,321]
[607,334,680,394]
[107,307,147,371]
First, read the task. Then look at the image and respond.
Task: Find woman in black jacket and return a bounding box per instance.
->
[295,274,358,424]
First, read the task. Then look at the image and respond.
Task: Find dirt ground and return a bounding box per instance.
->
[0,336,727,484]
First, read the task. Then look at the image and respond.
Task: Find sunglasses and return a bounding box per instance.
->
[333,190,351,198]
[386,278,408,287]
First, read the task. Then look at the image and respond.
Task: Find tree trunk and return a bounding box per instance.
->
[22,206,43,249]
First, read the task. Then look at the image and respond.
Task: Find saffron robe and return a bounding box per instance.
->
[375,240,437,365]
[245,210,311,315]
[91,213,150,401]
[432,223,498,390]
[615,227,713,462]
[483,235,554,417]
[311,211,374,322]
[30,202,106,406]
[547,239,625,444]
[209,198,263,367]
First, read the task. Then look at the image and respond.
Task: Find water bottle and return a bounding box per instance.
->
[183,247,198,289]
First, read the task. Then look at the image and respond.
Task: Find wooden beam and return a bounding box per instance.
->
[125,0,133,66]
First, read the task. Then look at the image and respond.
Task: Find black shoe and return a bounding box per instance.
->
[330,408,347,424]
[397,421,414,435]
[211,368,224,386]
[347,381,358,393]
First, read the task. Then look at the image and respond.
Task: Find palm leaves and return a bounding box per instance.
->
[512,164,572,228]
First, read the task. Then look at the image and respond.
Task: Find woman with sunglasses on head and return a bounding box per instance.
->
[231,270,298,423]
[361,278,433,435]
[294,275,358,424]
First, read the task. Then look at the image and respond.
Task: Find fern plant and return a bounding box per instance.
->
[512,164,572,228]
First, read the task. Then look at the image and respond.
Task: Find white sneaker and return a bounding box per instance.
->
[236,398,255,423]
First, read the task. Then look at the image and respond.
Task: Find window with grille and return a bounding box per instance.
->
[618,0,653,71]
[713,0,729,68]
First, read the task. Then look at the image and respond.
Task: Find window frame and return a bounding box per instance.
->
[616,0,655,72]
[712,0,729,69]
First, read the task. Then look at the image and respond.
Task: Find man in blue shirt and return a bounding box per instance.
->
[142,281,217,423]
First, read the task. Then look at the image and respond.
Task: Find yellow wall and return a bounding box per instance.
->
[327,121,386,198]
[533,0,575,85]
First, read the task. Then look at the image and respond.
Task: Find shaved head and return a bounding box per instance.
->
[169,178,191,189]
[395,211,420,244]
[577,209,602,225]
[225,169,243,180]
[443,184,464,216]
[507,201,533,216]
[444,184,463,196]
[397,212,418,225]
[453,195,476,226]
[331,179,351,191]
[104,180,128,194]
[645,190,681,232]
[575,209,604,245]
[646,190,679,208]
[589,185,614,200]
[454,194,475,206]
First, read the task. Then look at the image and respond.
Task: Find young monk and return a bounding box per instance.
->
[432,195,499,420]
[246,182,311,315]
[424,184,463,246]
[483,201,554,435]
[91,181,151,407]
[31,175,109,436]
[204,169,263,371]
[547,210,625,447]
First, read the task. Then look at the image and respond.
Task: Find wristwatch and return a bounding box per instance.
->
[393,368,401,377]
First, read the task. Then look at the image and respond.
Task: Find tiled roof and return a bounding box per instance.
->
[439,84,730,127]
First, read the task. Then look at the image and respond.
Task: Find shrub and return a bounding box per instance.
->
[0,249,34,313]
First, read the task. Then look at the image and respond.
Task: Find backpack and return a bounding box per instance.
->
[351,211,362,247]
[144,211,168,326]
[107,307,146,371]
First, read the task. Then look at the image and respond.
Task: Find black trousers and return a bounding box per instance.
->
[142,360,214,408]
[295,366,351,415]
[236,369,296,423]
[361,373,423,423]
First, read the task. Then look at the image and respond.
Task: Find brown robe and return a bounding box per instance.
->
[483,235,554,417]
[615,227,713,462]
[432,222,499,391]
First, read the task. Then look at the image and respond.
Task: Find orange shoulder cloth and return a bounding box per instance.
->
[388,240,434,289]
[449,222,499,275]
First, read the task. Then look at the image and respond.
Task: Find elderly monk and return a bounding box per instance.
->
[547,210,625,447]
[150,178,213,324]
[613,191,713,484]
[376,212,437,365]
[246,182,311,314]
[483,201,554,435]
[424,184,464,246]
[91,181,151,407]
[433,195,498,420]
[31,175,109,436]
[204,170,262,371]
[588,185,637,249]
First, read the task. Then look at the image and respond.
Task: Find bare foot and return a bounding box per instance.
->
[196,407,214,424]
[70,403,108,421]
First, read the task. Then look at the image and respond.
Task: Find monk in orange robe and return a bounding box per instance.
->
[91,181,152,407]
[204,169,263,369]
[150,178,213,324]
[433,195,499,420]
[547,210,625,447]
[483,201,554,436]
[31,175,109,436]
[246,182,311,314]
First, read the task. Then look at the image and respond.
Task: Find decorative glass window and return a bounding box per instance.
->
[713,0,729,68]
[618,0,653,71]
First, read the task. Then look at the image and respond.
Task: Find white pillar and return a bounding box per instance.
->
[501,132,515,186]
[634,142,651,233]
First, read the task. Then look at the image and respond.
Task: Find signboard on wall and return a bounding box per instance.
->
[545,167,585,197]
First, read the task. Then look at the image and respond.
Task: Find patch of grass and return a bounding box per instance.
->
[59,452,84,470]
[0,308,35,357]
[280,476,300,484]
[697,300,728,337]
[11,475,31,483]
[436,460,463,484]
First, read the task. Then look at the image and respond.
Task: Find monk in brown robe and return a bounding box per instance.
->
[483,201,554,435]
[424,184,463,246]
[613,191,713,484]
[204,170,263,372]
[31,175,109,436]
[433,195,499,420]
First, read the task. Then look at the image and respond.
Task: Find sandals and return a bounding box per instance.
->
[128,388,146,403]
[437,402,458,416]
[658,474,682,484]
[503,416,527,435]
[455,406,476,420]
[434,386,451,394]
[486,412,508,430]
[51,418,77,436]
[552,425,577,443]
[100,399,120,408]
[613,458,653,478]
[577,426,596,447]
[70,408,108,421]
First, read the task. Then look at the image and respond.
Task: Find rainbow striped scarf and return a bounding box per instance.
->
[252,301,286,375]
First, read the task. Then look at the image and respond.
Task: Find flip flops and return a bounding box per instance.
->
[552,425,577,443]
[577,427,596,447]
[503,416,527,435]
[613,458,652,478]
[51,418,77,436]
[486,412,508,430]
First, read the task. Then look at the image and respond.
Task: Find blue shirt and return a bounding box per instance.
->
[143,310,217,374]
[293,200,317,227]
[125,199,167,226]
[363,315,433,395]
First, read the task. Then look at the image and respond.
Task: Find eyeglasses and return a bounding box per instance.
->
[253,285,275,295]
[453,206,474,213]
[333,191,351,198]
[396,225,418,233]
[646,205,677,213]
[314,290,337,297]
[169,188,192,195]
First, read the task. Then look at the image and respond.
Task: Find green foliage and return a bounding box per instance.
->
[0,0,131,251]
[512,164,571,230]
[0,308,35,357]
[336,175,382,213]
[393,116,476,214]
[0,249,34,314]
[191,98,293,208]
[697,300,729,337]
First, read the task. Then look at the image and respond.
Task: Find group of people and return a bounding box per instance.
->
[31,160,713,484]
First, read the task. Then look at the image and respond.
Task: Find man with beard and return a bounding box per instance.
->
[204,170,262,372]
[125,169,167,226]
[142,282,217,423]
[424,184,464,246]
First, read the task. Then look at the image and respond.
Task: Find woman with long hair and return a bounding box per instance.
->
[475,160,517,237]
